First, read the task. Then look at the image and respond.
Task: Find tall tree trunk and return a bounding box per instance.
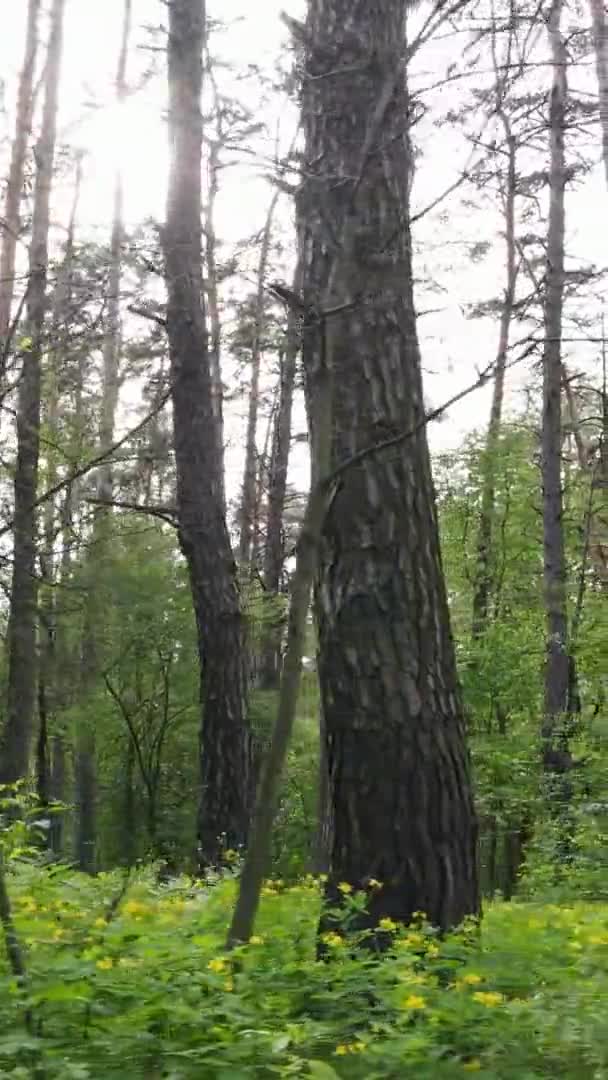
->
[471,129,517,638]
[203,67,226,507]
[37,155,82,838]
[238,191,280,567]
[164,0,251,869]
[589,0,608,191]
[297,0,478,932]
[541,0,571,764]
[259,291,299,688]
[76,0,131,873]
[0,0,66,786]
[0,0,41,363]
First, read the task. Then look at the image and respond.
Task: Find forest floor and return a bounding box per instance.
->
[0,864,606,1078]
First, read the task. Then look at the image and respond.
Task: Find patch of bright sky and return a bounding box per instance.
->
[1,0,606,501]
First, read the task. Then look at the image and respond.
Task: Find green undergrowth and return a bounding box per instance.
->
[1,865,607,1078]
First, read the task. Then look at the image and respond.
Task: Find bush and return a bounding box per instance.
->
[0,863,607,1078]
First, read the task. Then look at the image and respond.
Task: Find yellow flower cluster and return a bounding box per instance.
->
[321,931,345,949]
[401,994,426,1011]
[334,1041,367,1055]
[207,957,227,973]
[472,991,503,1008]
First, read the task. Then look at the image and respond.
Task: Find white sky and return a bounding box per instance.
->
[1,0,606,503]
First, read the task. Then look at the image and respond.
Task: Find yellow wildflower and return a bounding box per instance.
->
[207,957,227,974]
[462,973,483,985]
[368,879,382,889]
[53,928,65,941]
[249,935,264,946]
[123,899,149,918]
[426,943,439,958]
[94,917,106,929]
[472,991,503,1007]
[95,957,114,971]
[588,934,608,946]
[224,978,234,992]
[403,932,423,948]
[402,994,426,1010]
[334,1042,366,1055]
[321,931,345,949]
[463,1060,482,1072]
[379,917,398,932]
[338,882,353,895]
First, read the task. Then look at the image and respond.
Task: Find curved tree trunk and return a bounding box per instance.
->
[164,0,251,869]
[297,0,478,933]
[0,0,66,786]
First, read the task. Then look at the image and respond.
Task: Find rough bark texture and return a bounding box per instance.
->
[164,0,251,868]
[0,0,41,360]
[541,0,570,749]
[589,0,608,192]
[0,0,66,785]
[297,0,478,931]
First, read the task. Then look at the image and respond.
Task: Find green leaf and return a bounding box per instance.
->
[307,1063,341,1079]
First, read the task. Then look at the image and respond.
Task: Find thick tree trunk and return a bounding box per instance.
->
[542,0,571,759]
[0,0,41,362]
[589,0,608,192]
[238,191,280,567]
[164,0,250,868]
[259,280,299,689]
[472,131,517,638]
[0,0,66,786]
[297,0,478,932]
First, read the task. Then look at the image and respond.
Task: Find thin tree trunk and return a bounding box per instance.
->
[238,190,280,568]
[76,0,131,873]
[541,0,571,763]
[589,0,608,191]
[0,0,66,786]
[164,0,251,869]
[298,0,478,934]
[0,0,41,362]
[472,130,517,637]
[259,285,299,689]
[203,68,226,507]
[37,156,82,834]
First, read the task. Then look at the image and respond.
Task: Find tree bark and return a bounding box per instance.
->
[0,0,41,364]
[471,121,517,637]
[203,65,226,508]
[297,0,479,933]
[37,155,82,840]
[238,191,280,568]
[164,0,251,868]
[0,0,66,786]
[76,0,132,874]
[259,275,300,689]
[589,0,608,192]
[541,0,571,757]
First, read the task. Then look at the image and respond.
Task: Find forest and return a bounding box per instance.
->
[0,0,606,1075]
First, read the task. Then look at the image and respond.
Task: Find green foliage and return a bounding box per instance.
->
[0,864,607,1077]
